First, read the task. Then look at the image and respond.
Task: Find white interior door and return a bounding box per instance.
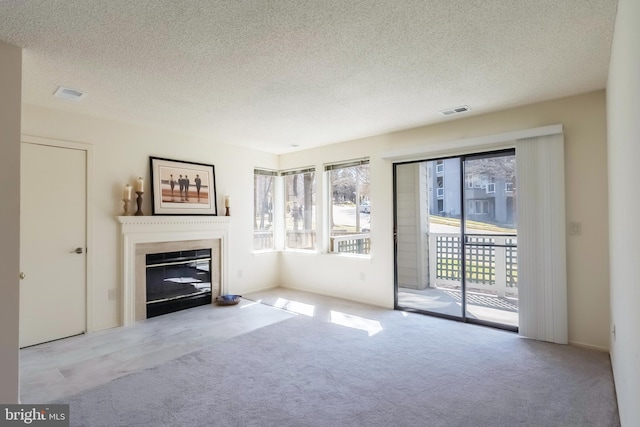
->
[20,142,87,348]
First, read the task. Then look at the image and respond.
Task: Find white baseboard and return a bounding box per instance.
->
[569,340,609,353]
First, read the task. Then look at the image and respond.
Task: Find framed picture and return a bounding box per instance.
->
[150,156,217,215]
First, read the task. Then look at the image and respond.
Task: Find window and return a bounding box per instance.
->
[436,187,444,198]
[506,176,515,193]
[486,177,496,194]
[468,199,490,214]
[436,160,444,174]
[325,159,370,255]
[466,173,473,188]
[254,169,277,251]
[468,174,491,189]
[282,168,316,250]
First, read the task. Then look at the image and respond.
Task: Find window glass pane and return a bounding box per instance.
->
[328,162,370,255]
[254,172,274,250]
[284,171,315,250]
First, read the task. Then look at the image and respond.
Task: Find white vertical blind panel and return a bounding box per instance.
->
[516,133,568,344]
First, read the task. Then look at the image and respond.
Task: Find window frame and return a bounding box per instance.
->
[253,168,278,252]
[281,167,317,251]
[324,158,371,256]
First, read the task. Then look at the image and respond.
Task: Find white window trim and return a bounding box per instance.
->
[254,168,319,253]
[253,168,279,253]
[282,168,317,252]
[381,124,561,161]
[324,158,371,257]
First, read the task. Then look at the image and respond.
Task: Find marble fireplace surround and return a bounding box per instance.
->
[117,216,230,326]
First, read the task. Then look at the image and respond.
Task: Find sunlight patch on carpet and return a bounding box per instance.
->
[274,298,315,317]
[240,299,262,309]
[330,311,383,336]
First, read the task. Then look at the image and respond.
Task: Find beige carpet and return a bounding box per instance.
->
[60,305,619,426]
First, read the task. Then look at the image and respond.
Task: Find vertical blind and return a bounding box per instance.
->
[516,132,568,344]
[324,158,369,171]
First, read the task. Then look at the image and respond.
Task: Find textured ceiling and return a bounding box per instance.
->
[0,0,618,154]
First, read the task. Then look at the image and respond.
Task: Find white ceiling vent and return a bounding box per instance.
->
[54,86,87,101]
[439,105,471,116]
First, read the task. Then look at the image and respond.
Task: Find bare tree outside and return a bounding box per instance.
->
[254,172,274,250]
[329,163,370,234]
[284,170,316,250]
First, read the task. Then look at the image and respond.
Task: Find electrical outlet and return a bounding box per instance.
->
[108,289,117,301]
[238,269,243,278]
[569,222,582,236]
[612,324,616,341]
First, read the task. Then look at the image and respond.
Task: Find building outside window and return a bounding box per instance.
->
[326,159,370,255]
[254,169,277,251]
[436,176,444,198]
[487,176,496,193]
[468,199,490,215]
[282,168,316,250]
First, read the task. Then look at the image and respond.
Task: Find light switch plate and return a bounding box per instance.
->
[569,222,582,236]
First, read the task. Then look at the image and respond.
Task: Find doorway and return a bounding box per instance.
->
[394,149,518,331]
[20,140,89,347]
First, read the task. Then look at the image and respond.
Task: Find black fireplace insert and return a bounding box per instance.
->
[145,249,212,318]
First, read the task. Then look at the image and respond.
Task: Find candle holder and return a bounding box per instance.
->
[123,199,131,216]
[135,191,144,216]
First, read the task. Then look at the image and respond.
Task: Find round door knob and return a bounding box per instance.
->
[19,272,25,280]
[70,247,84,254]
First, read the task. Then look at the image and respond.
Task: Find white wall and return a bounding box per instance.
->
[19,90,611,353]
[280,91,611,350]
[0,41,21,403]
[21,105,280,331]
[606,0,640,423]
[279,136,395,308]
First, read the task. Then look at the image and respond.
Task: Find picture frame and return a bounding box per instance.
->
[150,156,217,215]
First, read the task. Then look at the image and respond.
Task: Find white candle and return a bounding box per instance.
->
[136,177,144,192]
[122,184,132,200]
[224,196,230,208]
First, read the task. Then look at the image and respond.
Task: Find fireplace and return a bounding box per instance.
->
[145,249,213,318]
[118,216,230,326]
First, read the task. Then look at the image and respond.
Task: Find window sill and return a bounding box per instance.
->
[282,248,318,254]
[332,252,371,260]
[252,249,276,255]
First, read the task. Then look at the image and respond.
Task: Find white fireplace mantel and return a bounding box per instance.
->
[117,216,230,326]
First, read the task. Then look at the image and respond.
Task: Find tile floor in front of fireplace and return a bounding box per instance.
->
[19,293,297,403]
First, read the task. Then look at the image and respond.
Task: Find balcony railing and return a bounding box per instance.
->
[331,233,370,254]
[255,230,368,253]
[430,233,518,297]
[253,230,274,251]
[286,230,316,250]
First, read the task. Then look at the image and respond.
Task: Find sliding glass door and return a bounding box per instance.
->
[394,150,518,330]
